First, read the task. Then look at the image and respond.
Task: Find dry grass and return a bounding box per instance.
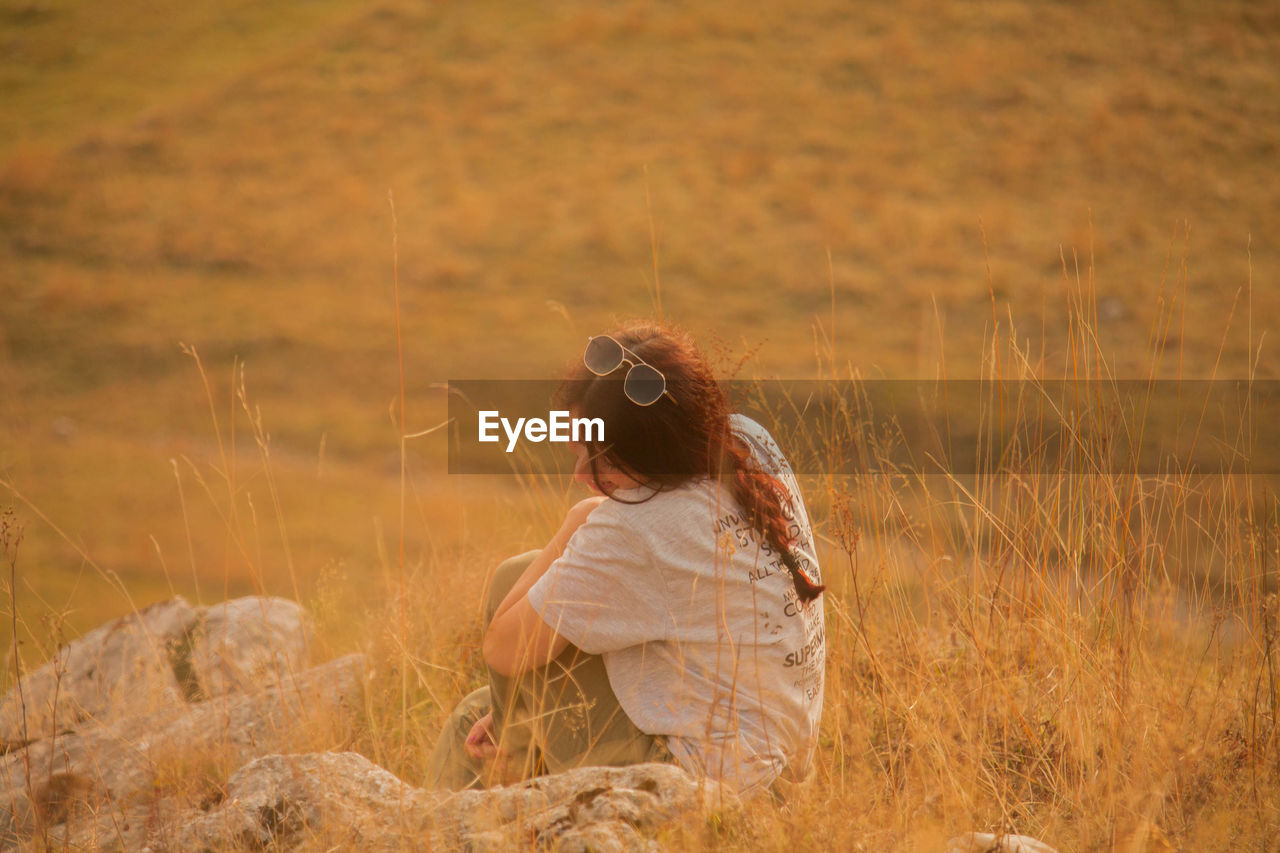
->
[5,311,1279,849]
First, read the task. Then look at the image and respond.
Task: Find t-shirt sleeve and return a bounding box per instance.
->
[526,507,673,654]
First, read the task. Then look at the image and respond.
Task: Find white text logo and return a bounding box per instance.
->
[478,410,604,452]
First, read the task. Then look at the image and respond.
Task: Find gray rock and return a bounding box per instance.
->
[1,653,366,848]
[441,762,736,851]
[189,596,312,698]
[0,596,200,744]
[0,595,314,749]
[176,753,737,852]
[945,832,1059,853]
[178,751,435,852]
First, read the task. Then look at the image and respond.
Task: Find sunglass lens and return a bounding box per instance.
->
[584,336,624,376]
[624,363,666,406]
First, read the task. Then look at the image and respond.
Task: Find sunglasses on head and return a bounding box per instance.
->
[583,335,678,406]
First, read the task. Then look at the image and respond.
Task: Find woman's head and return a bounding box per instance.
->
[556,322,824,603]
[556,324,724,490]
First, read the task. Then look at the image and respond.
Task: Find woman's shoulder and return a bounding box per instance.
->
[729,414,791,478]
[603,477,722,519]
[729,412,769,438]
[598,416,793,528]
[593,477,733,551]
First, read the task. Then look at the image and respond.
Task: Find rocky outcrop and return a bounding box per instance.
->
[1,653,364,846]
[33,750,735,852]
[177,752,426,851]
[175,754,737,853]
[0,594,324,849]
[944,832,1059,853]
[1,597,738,852]
[0,594,311,747]
[36,748,735,852]
[188,596,312,698]
[0,597,201,744]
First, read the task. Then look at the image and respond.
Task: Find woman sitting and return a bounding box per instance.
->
[427,323,825,798]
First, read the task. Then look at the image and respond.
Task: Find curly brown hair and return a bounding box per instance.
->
[555,322,824,603]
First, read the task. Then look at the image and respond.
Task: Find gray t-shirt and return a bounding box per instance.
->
[527,415,825,794]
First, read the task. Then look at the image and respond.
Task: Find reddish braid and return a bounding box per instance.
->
[722,434,826,604]
[556,321,824,605]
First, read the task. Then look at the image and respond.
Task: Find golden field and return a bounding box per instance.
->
[2,0,1278,848]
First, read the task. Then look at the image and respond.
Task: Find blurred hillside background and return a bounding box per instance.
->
[1,0,1277,634]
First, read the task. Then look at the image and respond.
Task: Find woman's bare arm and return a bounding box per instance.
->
[483,496,605,676]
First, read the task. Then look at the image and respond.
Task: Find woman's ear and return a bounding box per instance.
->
[572,444,615,495]
[591,458,622,495]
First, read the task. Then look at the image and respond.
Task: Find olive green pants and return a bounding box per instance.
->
[425,550,672,790]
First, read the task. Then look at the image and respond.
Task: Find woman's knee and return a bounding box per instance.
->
[447,686,490,732]
[425,686,491,791]
[483,549,540,626]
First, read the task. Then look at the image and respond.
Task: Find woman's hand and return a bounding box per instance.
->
[464,712,501,761]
